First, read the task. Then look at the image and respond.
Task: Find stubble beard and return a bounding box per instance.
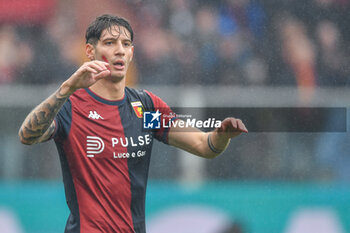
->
[108,71,126,83]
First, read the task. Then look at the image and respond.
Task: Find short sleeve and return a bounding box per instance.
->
[53,99,72,141]
[145,90,176,144]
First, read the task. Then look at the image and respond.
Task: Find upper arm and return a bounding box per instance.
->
[144,90,174,144]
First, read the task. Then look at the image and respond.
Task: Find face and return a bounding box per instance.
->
[87,25,134,80]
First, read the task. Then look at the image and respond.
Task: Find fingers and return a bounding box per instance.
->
[236,119,248,133]
[85,66,99,74]
[77,61,110,80]
[94,70,111,80]
[86,61,110,73]
[229,118,238,129]
[230,118,248,133]
[91,61,111,80]
[222,118,248,133]
[78,60,108,73]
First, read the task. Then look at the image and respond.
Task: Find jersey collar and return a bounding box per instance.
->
[85,88,126,106]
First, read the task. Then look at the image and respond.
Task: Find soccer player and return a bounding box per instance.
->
[18,14,247,233]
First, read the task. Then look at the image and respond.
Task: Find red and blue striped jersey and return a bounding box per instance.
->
[53,87,173,233]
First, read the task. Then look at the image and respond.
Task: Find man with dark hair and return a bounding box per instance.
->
[19,14,247,233]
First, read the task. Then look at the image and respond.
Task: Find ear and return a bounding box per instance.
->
[86,43,95,60]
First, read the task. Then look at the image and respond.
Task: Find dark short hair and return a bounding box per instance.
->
[85,14,134,45]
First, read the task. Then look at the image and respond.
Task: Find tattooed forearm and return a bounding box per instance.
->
[19,87,70,145]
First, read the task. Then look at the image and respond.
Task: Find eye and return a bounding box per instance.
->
[124,42,132,47]
[105,41,113,46]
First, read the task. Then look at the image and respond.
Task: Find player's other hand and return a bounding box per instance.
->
[63,60,111,94]
[216,117,248,139]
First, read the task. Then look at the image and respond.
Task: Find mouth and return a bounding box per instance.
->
[113,60,125,71]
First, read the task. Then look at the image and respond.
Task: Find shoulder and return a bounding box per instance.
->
[125,87,154,109]
[127,87,163,100]
[72,88,89,97]
[125,87,156,102]
[126,86,150,97]
[68,88,89,102]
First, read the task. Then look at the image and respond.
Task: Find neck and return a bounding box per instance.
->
[89,78,126,101]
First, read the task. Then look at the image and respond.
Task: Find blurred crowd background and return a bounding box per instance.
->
[1,0,350,87]
[0,0,348,182]
[0,0,349,182]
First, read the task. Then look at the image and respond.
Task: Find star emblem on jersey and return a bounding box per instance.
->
[143,110,161,129]
[131,101,144,118]
[88,111,104,120]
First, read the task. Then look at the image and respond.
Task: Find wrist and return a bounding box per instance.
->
[213,128,230,141]
[208,132,230,154]
[60,81,77,97]
[208,133,223,154]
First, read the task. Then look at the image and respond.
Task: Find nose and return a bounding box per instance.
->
[114,41,125,57]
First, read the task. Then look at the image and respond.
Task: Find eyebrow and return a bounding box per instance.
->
[100,28,132,40]
[101,36,132,43]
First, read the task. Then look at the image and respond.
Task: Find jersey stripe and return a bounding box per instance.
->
[122,88,155,232]
[54,100,81,233]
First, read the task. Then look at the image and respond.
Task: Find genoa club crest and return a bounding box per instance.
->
[131,101,144,118]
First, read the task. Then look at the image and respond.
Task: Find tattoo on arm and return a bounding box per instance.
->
[19,87,70,144]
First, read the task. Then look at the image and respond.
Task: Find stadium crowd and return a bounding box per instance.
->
[0,0,349,87]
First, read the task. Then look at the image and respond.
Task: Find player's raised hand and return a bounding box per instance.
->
[216,117,248,138]
[63,60,110,93]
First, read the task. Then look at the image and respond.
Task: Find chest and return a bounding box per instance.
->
[69,101,153,159]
